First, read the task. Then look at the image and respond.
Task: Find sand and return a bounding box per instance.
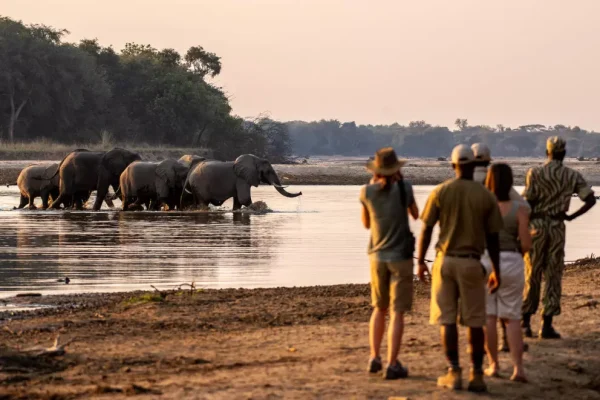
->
[1,259,599,399]
[3,157,600,187]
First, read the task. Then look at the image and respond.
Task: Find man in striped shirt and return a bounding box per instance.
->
[521,136,596,339]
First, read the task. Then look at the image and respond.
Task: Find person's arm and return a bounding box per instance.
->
[566,173,596,221]
[362,204,370,229]
[566,194,596,221]
[417,190,439,281]
[486,232,501,293]
[485,198,503,293]
[517,206,532,254]
[522,168,538,211]
[409,202,419,220]
[405,182,419,220]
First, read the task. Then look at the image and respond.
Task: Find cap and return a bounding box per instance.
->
[471,143,492,162]
[451,144,475,165]
[366,147,406,176]
[547,136,566,154]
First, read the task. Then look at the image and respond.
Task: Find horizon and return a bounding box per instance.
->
[4,0,600,130]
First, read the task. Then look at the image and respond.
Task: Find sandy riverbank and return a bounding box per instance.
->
[1,259,599,399]
[2,157,600,187]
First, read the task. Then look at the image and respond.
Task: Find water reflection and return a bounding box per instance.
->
[0,185,598,296]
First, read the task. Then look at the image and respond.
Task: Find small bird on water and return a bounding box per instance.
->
[57,277,70,284]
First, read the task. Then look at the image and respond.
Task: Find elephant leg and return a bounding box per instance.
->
[235,180,252,209]
[49,193,65,209]
[28,196,37,210]
[233,197,242,211]
[40,190,51,209]
[93,178,110,211]
[122,197,132,211]
[73,196,84,211]
[17,194,28,209]
[104,195,115,209]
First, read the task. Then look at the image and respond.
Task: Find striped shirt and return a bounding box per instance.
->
[523,160,594,217]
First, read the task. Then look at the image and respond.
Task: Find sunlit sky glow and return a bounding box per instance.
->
[4,0,600,130]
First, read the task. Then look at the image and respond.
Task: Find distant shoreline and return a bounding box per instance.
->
[2,156,600,186]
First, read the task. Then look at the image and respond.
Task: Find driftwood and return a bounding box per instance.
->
[149,282,197,300]
[573,300,598,310]
[22,335,74,357]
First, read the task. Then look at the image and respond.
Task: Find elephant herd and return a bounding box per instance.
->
[15,148,302,212]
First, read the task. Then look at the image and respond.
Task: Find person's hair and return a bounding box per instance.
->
[485,163,513,201]
[374,173,394,191]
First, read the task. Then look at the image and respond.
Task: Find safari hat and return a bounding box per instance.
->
[471,143,492,162]
[451,144,475,165]
[366,147,406,176]
[547,136,566,154]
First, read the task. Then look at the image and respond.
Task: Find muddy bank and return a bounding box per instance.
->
[3,157,600,186]
[1,260,599,399]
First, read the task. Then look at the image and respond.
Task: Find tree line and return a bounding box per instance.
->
[0,17,291,161]
[2,17,599,161]
[288,120,600,158]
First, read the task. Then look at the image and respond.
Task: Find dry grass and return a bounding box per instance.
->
[0,139,211,161]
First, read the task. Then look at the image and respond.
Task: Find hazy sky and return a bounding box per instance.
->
[4,0,600,130]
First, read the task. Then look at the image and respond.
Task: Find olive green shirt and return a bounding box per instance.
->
[360,181,415,262]
[421,178,503,256]
[523,160,594,217]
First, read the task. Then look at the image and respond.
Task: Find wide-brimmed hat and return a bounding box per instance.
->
[451,144,475,165]
[366,147,406,176]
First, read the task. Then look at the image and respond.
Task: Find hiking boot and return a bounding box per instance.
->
[437,367,462,390]
[540,316,561,339]
[383,361,408,380]
[468,369,487,393]
[367,357,382,374]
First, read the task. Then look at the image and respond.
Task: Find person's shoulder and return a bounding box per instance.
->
[362,183,381,198]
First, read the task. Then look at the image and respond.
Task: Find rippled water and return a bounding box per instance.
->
[0,185,597,297]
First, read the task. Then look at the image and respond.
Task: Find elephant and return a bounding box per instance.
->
[119,157,205,211]
[178,154,206,168]
[48,148,141,210]
[16,163,60,209]
[182,154,302,210]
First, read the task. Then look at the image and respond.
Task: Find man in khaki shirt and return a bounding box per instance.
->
[418,145,503,393]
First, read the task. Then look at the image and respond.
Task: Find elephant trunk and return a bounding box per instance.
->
[268,173,302,198]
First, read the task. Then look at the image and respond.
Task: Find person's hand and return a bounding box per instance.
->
[488,271,500,294]
[417,261,430,283]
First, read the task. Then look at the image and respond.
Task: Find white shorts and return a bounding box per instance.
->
[482,251,525,320]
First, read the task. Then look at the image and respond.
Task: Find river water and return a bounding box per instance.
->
[0,185,597,297]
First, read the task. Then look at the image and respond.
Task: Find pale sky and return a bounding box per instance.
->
[4,0,600,130]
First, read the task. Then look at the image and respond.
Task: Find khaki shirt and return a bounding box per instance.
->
[421,178,503,256]
[523,160,594,217]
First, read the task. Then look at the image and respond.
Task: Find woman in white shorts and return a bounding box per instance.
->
[483,164,531,382]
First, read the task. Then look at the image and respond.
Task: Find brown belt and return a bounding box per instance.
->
[444,253,480,260]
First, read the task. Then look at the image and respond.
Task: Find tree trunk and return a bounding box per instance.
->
[193,122,209,147]
[9,94,27,143]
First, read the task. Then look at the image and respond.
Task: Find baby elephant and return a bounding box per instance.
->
[16,163,60,209]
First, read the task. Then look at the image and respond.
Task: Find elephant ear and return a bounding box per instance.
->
[101,148,139,177]
[233,155,260,187]
[156,160,178,185]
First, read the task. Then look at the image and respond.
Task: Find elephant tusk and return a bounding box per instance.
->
[271,183,289,189]
[184,188,192,194]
